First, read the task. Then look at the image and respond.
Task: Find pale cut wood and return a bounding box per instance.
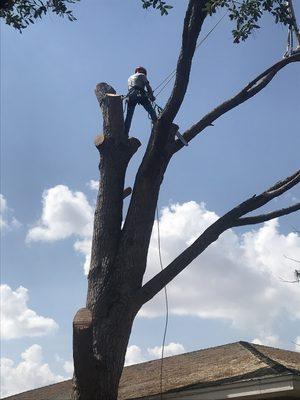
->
[94,134,105,148]
[72,308,96,399]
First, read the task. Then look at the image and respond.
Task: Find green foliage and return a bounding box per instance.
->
[0,0,294,40]
[141,0,173,16]
[205,0,292,43]
[0,0,79,31]
[141,1,293,43]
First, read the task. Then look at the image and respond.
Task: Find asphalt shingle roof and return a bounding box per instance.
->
[4,341,300,400]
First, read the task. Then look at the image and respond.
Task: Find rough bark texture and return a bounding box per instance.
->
[72,84,141,400]
[71,2,299,399]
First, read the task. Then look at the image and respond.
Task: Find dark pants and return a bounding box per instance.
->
[124,90,157,137]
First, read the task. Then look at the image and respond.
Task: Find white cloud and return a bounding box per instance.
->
[139,201,300,340]
[0,345,64,397]
[25,190,300,339]
[74,238,92,275]
[147,342,185,358]
[0,194,8,229]
[63,361,74,376]
[53,354,73,377]
[87,180,99,191]
[26,185,94,273]
[252,335,280,347]
[26,185,93,242]
[0,194,21,232]
[125,345,145,366]
[125,342,185,366]
[0,284,58,340]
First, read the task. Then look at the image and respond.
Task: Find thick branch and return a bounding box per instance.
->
[117,2,209,287]
[160,0,208,125]
[136,170,300,306]
[172,53,300,153]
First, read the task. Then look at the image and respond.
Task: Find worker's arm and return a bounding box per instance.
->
[145,82,155,102]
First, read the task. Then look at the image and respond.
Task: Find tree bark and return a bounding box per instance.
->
[71,3,299,399]
[72,84,141,400]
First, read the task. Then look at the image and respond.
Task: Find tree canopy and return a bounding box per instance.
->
[1,0,293,41]
[0,0,78,31]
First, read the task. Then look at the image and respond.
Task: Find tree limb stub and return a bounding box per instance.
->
[137,170,300,306]
[72,308,96,399]
[123,187,132,199]
[95,83,124,142]
[172,53,300,153]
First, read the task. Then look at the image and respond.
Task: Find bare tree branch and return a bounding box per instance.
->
[231,170,300,218]
[232,203,300,226]
[160,0,208,125]
[136,170,300,306]
[172,53,300,153]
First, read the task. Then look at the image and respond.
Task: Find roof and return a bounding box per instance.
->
[4,341,300,400]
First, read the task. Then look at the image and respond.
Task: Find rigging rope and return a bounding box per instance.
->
[153,12,227,97]
[156,205,169,400]
[152,20,228,382]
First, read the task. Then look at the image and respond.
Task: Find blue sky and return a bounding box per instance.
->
[1,0,300,396]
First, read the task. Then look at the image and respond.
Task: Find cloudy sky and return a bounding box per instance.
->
[1,0,300,397]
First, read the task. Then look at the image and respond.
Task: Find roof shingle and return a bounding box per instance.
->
[4,341,300,400]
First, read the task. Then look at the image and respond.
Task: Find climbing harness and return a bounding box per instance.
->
[122,13,226,143]
[283,0,300,57]
[123,87,149,105]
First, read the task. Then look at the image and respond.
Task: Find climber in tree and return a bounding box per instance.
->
[124,66,157,137]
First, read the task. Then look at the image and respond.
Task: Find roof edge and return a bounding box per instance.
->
[239,341,298,375]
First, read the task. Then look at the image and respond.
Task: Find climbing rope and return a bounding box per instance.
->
[153,12,227,98]
[156,205,169,400]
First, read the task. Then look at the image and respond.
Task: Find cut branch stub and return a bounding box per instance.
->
[72,308,96,399]
[73,307,92,329]
[95,83,124,142]
[73,308,93,369]
[123,187,132,199]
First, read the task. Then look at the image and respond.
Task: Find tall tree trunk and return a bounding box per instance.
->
[72,84,141,400]
[72,305,136,400]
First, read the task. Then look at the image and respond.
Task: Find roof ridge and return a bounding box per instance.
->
[238,341,295,375]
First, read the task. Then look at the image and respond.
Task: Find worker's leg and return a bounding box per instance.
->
[124,100,136,137]
[141,98,157,124]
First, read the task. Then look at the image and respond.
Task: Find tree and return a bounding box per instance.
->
[0,0,171,31]
[1,0,295,35]
[70,1,299,399]
[0,0,78,31]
